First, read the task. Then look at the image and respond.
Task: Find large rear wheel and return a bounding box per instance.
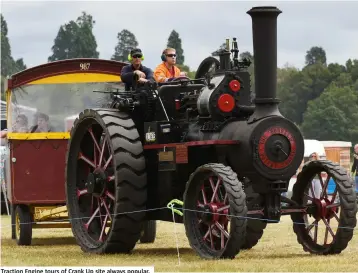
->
[183,163,247,259]
[291,160,357,255]
[65,109,147,254]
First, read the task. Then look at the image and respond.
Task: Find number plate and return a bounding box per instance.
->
[145,132,156,142]
[159,151,174,161]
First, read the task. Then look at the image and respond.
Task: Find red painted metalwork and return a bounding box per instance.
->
[217,94,235,112]
[8,58,127,89]
[198,176,230,251]
[10,139,68,204]
[143,140,239,150]
[229,80,241,92]
[258,126,297,169]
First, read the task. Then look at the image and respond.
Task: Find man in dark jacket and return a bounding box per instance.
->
[120,48,154,91]
[352,144,358,193]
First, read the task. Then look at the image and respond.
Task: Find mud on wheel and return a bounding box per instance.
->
[183,163,247,259]
[65,109,147,253]
[291,160,357,255]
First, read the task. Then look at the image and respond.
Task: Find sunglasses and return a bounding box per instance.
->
[132,54,142,58]
[166,54,176,58]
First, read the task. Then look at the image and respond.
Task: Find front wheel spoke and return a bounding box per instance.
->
[324,218,330,245]
[102,155,113,170]
[99,213,109,242]
[223,193,228,204]
[105,191,115,201]
[85,203,102,229]
[101,197,113,221]
[208,225,214,249]
[320,174,331,199]
[326,202,340,209]
[201,187,208,204]
[77,188,88,197]
[330,187,338,203]
[307,219,318,233]
[215,222,229,239]
[97,198,103,226]
[88,128,101,154]
[203,227,211,241]
[98,138,107,167]
[211,178,221,203]
[318,173,328,199]
[333,211,340,222]
[107,175,115,182]
[78,152,96,168]
[217,205,229,212]
[322,218,335,238]
[221,230,225,249]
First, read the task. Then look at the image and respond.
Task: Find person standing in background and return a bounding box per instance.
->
[308,152,322,199]
[351,144,358,193]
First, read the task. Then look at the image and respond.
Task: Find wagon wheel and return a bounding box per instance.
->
[183,163,247,259]
[15,205,32,245]
[11,204,16,239]
[242,183,266,250]
[65,109,147,254]
[139,220,156,243]
[291,160,357,255]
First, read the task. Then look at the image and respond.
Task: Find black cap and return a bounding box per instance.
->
[130,48,142,56]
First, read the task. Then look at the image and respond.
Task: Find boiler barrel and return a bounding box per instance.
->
[247,6,282,101]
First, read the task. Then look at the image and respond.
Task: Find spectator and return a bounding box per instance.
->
[12,114,28,132]
[352,144,358,193]
[308,152,322,199]
[30,112,52,132]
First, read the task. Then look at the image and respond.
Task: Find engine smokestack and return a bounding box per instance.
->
[247,6,282,103]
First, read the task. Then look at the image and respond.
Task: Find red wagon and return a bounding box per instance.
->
[4,58,156,245]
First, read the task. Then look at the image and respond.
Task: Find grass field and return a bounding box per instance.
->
[1,215,358,272]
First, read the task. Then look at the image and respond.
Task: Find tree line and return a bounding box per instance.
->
[1,11,357,148]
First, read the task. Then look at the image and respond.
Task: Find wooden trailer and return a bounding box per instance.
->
[320,141,352,173]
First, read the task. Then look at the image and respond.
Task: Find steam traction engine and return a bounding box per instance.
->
[65,6,357,259]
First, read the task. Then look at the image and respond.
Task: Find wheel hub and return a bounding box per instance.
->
[200,203,228,225]
[312,198,337,220]
[86,170,107,197]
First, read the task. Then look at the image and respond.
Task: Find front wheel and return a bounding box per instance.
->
[183,163,247,259]
[291,160,357,255]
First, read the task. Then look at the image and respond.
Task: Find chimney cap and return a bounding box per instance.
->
[247,6,282,15]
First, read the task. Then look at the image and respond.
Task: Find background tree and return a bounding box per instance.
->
[111,29,139,62]
[48,11,99,62]
[301,78,358,142]
[305,46,327,66]
[1,14,27,100]
[1,14,14,76]
[167,30,184,65]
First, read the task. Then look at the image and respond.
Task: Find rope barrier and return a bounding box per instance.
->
[1,202,356,231]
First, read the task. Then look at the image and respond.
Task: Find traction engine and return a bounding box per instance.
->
[65,6,357,259]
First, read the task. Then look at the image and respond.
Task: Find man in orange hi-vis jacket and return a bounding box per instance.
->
[153,48,187,82]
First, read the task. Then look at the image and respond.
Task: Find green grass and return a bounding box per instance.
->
[1,215,358,272]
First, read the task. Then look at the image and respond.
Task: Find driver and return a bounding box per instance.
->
[153,48,187,83]
[120,48,154,91]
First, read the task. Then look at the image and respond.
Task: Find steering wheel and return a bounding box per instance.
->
[167,76,192,84]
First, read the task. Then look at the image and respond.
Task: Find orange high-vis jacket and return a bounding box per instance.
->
[153,62,181,82]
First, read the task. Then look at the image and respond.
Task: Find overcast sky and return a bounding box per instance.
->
[1,0,358,71]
